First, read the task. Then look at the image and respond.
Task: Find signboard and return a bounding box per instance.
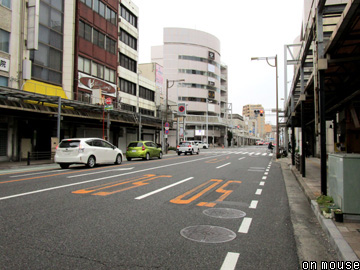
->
[78,72,116,97]
[104,105,113,111]
[165,129,169,135]
[105,97,112,105]
[0,57,10,72]
[165,122,170,128]
[178,103,186,115]
[195,130,205,136]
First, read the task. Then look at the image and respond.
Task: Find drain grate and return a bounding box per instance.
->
[203,208,246,219]
[180,225,236,243]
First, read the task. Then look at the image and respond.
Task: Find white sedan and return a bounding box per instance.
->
[54,138,123,169]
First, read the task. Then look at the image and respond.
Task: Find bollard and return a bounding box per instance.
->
[27,152,30,166]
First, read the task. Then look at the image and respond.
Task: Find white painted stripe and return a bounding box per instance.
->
[216,162,231,169]
[10,169,68,178]
[243,152,248,154]
[262,153,267,156]
[262,176,267,180]
[135,177,194,200]
[238,217,253,233]
[255,189,262,195]
[238,157,246,161]
[249,200,258,209]
[264,172,268,175]
[259,181,265,186]
[220,252,240,270]
[269,153,273,156]
[255,153,260,156]
[249,152,254,155]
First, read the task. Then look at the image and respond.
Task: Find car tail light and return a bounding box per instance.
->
[188,145,191,148]
[78,144,85,153]
[126,147,128,151]
[177,145,180,148]
[142,145,145,151]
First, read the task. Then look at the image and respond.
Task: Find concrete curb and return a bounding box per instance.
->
[311,200,359,262]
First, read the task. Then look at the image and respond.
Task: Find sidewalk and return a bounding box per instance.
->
[278,156,360,262]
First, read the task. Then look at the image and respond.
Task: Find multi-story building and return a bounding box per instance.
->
[0,0,162,161]
[242,104,265,139]
[151,27,228,147]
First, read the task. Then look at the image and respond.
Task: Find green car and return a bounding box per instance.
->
[126,141,163,161]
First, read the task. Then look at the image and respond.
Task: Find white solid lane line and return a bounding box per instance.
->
[220,252,240,270]
[135,177,194,200]
[216,163,231,169]
[238,217,253,233]
[238,157,246,161]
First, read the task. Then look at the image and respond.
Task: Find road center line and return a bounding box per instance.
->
[238,217,253,233]
[216,163,231,169]
[220,252,240,270]
[67,167,134,178]
[135,177,194,200]
[238,157,246,161]
[255,189,262,195]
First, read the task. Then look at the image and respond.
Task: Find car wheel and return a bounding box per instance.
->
[59,163,69,169]
[127,157,132,161]
[145,152,150,160]
[191,149,194,155]
[114,154,122,165]
[203,146,206,149]
[87,155,96,168]
[159,152,163,159]
[197,149,200,155]
[178,152,181,156]
[185,152,187,155]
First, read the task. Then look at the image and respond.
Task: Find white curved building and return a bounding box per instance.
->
[151,28,228,146]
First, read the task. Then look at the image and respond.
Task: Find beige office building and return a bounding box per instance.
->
[151,28,229,146]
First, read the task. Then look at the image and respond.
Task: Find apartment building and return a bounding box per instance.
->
[242,104,265,139]
[151,27,228,147]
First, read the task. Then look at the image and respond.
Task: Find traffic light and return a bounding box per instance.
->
[259,109,264,116]
[254,109,260,115]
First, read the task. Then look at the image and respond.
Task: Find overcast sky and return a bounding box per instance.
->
[134,0,304,125]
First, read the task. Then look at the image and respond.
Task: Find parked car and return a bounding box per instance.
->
[54,138,123,169]
[194,141,209,149]
[126,141,163,161]
[177,141,200,155]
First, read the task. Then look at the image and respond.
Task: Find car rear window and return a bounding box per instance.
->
[59,140,80,148]
[180,143,190,146]
[128,142,143,147]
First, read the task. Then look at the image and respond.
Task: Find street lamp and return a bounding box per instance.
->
[165,79,185,154]
[251,56,279,158]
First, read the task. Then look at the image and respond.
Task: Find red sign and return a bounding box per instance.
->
[105,97,112,105]
[165,122,170,128]
[165,129,169,134]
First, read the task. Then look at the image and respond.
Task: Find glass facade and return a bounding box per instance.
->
[30,0,64,85]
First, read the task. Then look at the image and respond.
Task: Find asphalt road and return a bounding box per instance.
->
[1,146,300,269]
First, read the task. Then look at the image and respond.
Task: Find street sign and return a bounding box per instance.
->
[104,105,113,111]
[165,129,169,134]
[165,122,170,128]
[105,97,112,105]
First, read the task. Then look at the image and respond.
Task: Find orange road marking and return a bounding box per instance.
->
[205,156,230,164]
[72,174,172,196]
[170,179,223,205]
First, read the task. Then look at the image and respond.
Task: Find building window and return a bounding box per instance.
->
[0,0,11,9]
[119,78,136,96]
[120,4,137,28]
[106,36,116,54]
[0,29,10,53]
[139,86,155,102]
[140,108,154,117]
[79,20,92,42]
[30,0,63,85]
[119,29,137,50]
[0,76,8,86]
[120,53,136,73]
[99,1,105,17]
[121,103,135,112]
[93,29,105,49]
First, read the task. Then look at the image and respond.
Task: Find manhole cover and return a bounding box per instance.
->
[180,225,236,243]
[203,208,246,219]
